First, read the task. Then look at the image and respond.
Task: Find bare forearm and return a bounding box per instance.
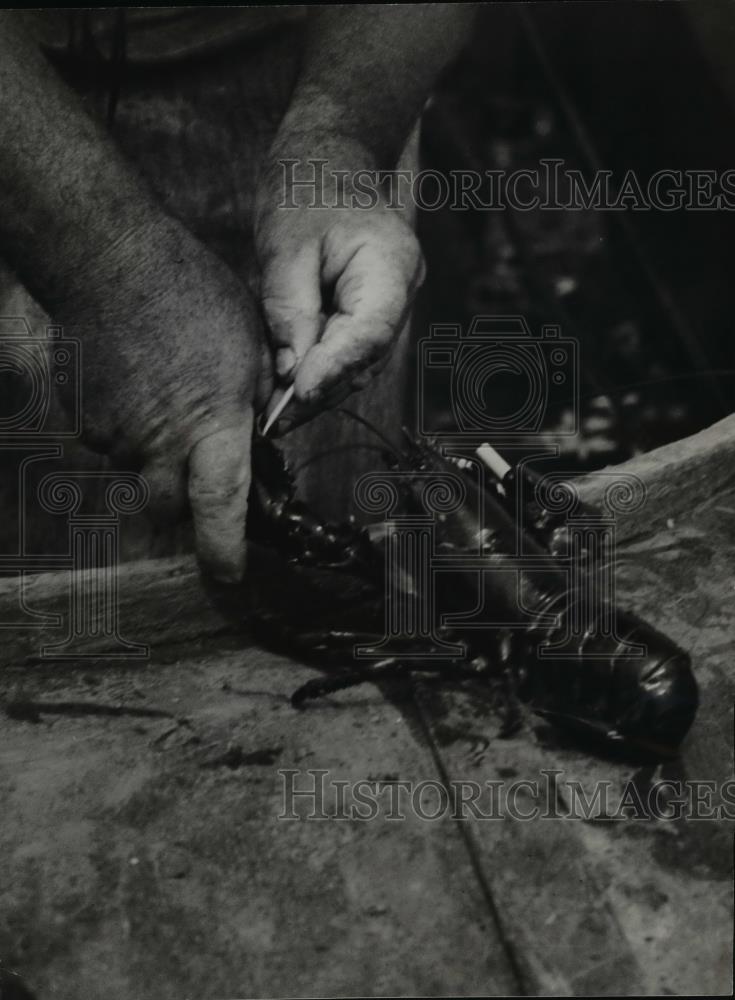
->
[277,3,475,169]
[0,13,168,314]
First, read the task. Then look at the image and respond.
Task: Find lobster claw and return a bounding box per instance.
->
[248,433,381,578]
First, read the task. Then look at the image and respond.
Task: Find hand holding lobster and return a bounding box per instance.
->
[55,218,273,584]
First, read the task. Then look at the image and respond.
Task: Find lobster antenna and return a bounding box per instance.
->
[335,407,401,460]
[292,443,394,474]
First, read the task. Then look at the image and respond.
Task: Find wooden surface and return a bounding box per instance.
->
[0,418,733,997]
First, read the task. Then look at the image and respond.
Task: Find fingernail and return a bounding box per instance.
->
[276,348,297,380]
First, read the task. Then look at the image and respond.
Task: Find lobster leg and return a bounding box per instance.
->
[250,614,485,704]
[290,655,495,708]
[249,612,386,663]
[291,657,406,707]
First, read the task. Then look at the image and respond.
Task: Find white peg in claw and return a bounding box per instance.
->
[261,385,295,437]
[476,442,511,481]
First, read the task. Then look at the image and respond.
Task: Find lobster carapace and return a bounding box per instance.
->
[244,430,698,760]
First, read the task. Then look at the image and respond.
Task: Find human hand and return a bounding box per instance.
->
[54,217,272,582]
[255,137,424,432]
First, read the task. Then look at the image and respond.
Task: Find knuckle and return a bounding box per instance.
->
[260,291,294,318]
[260,295,304,336]
[189,473,246,512]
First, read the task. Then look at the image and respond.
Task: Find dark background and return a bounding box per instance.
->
[1,1,734,557]
[418,0,735,473]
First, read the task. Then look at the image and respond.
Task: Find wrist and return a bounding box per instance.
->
[257,116,386,228]
[269,94,379,174]
[43,194,178,316]
[0,17,185,319]
[0,140,179,321]
[50,211,213,331]
[70,212,181,305]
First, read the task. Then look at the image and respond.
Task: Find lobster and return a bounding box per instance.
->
[238,427,699,761]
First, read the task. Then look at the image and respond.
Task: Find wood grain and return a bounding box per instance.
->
[0,416,732,996]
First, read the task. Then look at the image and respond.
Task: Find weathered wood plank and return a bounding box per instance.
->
[565,473,735,995]
[0,638,519,999]
[0,415,733,996]
[0,554,219,666]
[577,411,735,541]
[420,415,735,994]
[413,684,645,996]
